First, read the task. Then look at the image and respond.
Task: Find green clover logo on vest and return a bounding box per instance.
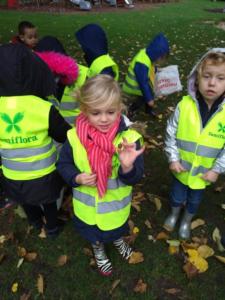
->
[218,122,225,133]
[0,112,24,133]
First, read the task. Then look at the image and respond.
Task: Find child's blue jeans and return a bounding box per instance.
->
[170,177,205,214]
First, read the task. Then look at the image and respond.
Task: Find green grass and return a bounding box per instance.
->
[1,0,225,299]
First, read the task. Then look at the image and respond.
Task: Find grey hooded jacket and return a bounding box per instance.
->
[164,48,225,174]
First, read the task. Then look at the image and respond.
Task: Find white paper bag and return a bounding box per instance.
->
[154,65,182,97]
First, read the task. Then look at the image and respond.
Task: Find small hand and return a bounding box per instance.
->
[118,137,145,173]
[201,170,219,183]
[75,173,97,186]
[169,161,186,173]
[147,100,154,108]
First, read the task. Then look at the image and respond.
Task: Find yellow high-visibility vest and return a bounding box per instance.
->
[122,48,155,96]
[67,127,142,230]
[175,95,225,189]
[88,54,119,81]
[0,95,57,180]
[59,64,89,126]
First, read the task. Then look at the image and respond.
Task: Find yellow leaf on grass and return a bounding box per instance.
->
[191,218,205,230]
[38,228,47,239]
[156,231,169,240]
[128,251,144,264]
[168,245,179,255]
[212,227,221,242]
[133,227,139,234]
[197,245,214,258]
[109,279,121,295]
[57,255,68,266]
[0,235,6,244]
[133,279,147,293]
[25,252,37,262]
[215,255,225,264]
[186,249,208,273]
[17,247,27,257]
[11,282,18,293]
[37,274,44,294]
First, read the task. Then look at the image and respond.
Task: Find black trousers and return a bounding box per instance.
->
[22,202,58,231]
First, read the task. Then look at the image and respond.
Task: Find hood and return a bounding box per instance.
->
[146,33,169,62]
[0,43,56,98]
[75,23,108,66]
[35,36,79,85]
[187,48,225,100]
[35,35,67,54]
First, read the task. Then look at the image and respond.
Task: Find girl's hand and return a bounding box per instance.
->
[169,161,186,173]
[75,173,97,186]
[201,170,219,183]
[118,138,145,174]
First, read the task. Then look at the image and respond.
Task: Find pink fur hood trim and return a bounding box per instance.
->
[35,51,79,85]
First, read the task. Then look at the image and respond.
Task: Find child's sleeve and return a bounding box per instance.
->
[211,147,225,174]
[56,139,81,187]
[118,139,144,185]
[134,62,154,103]
[48,106,71,143]
[164,105,180,163]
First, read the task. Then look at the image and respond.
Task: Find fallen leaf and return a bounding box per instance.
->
[11,282,18,293]
[156,231,169,240]
[37,274,44,294]
[149,197,162,211]
[109,279,120,295]
[38,228,47,239]
[17,247,27,257]
[14,205,27,219]
[133,279,147,293]
[133,227,139,234]
[186,249,208,273]
[182,241,200,250]
[215,255,225,264]
[20,291,31,300]
[144,219,152,229]
[89,258,96,267]
[165,288,181,295]
[191,219,205,230]
[132,192,145,201]
[0,235,6,244]
[221,204,225,209]
[0,253,5,264]
[131,202,141,212]
[83,248,93,257]
[128,219,135,233]
[128,251,144,264]
[192,236,208,245]
[57,255,68,266]
[25,252,37,262]
[168,245,179,255]
[197,245,214,258]
[17,257,24,269]
[212,227,224,252]
[183,261,199,279]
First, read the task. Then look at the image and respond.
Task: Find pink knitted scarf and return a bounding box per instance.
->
[76,113,121,198]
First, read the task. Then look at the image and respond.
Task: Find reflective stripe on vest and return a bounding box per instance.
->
[59,102,79,110]
[0,141,53,158]
[88,54,119,80]
[174,95,225,189]
[123,49,153,96]
[2,151,57,171]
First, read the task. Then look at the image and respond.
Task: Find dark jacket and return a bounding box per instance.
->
[75,23,115,78]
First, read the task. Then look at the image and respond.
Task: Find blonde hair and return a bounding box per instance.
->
[197,52,225,77]
[75,74,122,112]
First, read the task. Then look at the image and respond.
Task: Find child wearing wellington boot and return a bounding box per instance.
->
[57,75,144,276]
[164,49,225,240]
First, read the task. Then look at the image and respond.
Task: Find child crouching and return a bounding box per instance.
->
[57,75,144,276]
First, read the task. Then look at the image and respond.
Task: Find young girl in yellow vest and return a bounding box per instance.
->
[57,74,144,276]
[164,49,225,240]
[0,43,71,237]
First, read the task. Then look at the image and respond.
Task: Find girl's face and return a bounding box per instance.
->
[85,105,121,133]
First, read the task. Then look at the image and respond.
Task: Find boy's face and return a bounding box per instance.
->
[20,27,38,48]
[198,62,225,104]
[85,104,120,133]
